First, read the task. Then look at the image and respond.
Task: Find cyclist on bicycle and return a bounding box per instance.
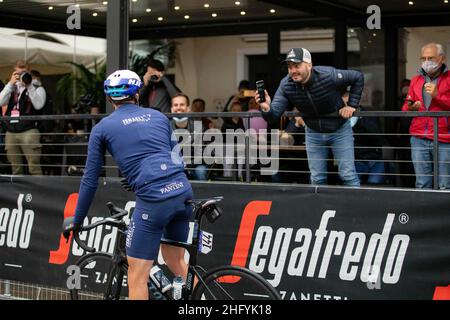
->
[65,70,193,300]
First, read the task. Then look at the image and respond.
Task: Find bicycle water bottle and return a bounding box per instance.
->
[150,266,172,293]
[172,276,184,300]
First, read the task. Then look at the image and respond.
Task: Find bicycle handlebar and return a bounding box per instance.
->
[72,203,128,253]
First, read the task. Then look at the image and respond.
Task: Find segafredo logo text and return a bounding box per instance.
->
[248,210,410,287]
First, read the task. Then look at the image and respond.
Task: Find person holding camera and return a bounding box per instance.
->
[0,60,46,175]
[139,58,180,114]
[402,42,450,189]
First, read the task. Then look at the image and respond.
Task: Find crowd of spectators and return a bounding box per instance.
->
[1,45,448,190]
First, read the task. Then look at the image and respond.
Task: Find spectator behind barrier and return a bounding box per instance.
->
[402,42,450,189]
[221,102,245,180]
[170,93,208,181]
[0,60,46,175]
[223,79,252,112]
[139,58,180,113]
[257,47,364,187]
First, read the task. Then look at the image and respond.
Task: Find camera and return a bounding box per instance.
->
[73,93,96,114]
[20,71,32,85]
[150,75,159,82]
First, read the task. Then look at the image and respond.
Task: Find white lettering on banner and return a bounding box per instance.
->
[280,290,348,300]
[249,211,410,287]
[0,194,34,249]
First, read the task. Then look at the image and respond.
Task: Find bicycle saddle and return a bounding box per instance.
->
[186,196,223,208]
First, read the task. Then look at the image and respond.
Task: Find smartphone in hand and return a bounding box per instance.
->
[256,80,265,103]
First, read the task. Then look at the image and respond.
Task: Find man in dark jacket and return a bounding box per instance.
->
[139,58,180,113]
[256,48,364,186]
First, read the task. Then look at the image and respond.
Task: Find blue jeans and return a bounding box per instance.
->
[305,121,360,186]
[355,160,385,184]
[410,136,450,189]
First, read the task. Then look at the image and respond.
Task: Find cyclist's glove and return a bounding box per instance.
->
[62,217,81,241]
[120,177,133,192]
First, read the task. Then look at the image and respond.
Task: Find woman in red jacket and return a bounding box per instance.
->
[402,43,450,189]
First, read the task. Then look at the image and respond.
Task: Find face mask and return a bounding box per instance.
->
[401,86,409,95]
[422,60,440,74]
[173,117,188,123]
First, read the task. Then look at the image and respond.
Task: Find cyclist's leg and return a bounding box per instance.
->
[162,189,195,284]
[126,202,166,300]
[127,257,153,300]
[161,244,188,281]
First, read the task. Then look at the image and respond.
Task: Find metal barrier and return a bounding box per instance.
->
[0,111,449,189]
[0,279,70,300]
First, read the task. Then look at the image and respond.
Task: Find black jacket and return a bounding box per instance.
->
[262,66,364,133]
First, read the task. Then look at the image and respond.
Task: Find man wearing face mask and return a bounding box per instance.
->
[256,48,364,186]
[0,60,46,175]
[170,93,208,180]
[402,42,450,189]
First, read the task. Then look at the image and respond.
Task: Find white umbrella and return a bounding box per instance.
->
[0,33,105,81]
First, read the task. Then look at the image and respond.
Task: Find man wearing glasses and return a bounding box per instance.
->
[402,42,450,189]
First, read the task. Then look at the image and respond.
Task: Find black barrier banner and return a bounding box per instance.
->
[0,176,449,300]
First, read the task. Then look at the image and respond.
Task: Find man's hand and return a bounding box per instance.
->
[9,71,19,85]
[62,217,81,242]
[294,116,305,128]
[407,101,422,111]
[339,106,356,119]
[143,70,163,86]
[255,90,271,112]
[424,82,438,98]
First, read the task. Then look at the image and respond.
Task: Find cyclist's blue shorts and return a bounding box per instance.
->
[125,187,193,260]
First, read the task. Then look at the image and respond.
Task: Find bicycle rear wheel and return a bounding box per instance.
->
[70,252,128,300]
[191,265,281,300]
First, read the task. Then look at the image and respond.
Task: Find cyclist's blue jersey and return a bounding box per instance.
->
[73,103,189,225]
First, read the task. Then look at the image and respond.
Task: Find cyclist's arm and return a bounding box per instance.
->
[73,124,106,226]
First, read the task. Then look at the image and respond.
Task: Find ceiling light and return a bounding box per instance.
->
[240,11,246,15]
[75,4,80,7]
[372,33,377,36]
[445,0,449,3]
[146,8,151,12]
[235,1,241,5]
[184,15,190,19]
[270,9,276,14]
[408,1,414,5]
[92,12,98,16]
[204,3,210,8]
[102,1,108,4]
[132,18,138,23]
[48,6,53,10]
[174,6,180,10]
[158,17,164,21]
[132,0,137,2]
[212,13,217,17]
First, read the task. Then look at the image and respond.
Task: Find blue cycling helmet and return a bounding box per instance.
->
[104,70,143,101]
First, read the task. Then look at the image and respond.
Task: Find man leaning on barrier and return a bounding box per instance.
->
[256,48,364,186]
[402,42,450,189]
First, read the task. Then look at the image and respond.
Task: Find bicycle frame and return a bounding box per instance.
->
[70,197,223,300]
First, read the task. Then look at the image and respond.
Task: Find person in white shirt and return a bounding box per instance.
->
[0,60,47,175]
